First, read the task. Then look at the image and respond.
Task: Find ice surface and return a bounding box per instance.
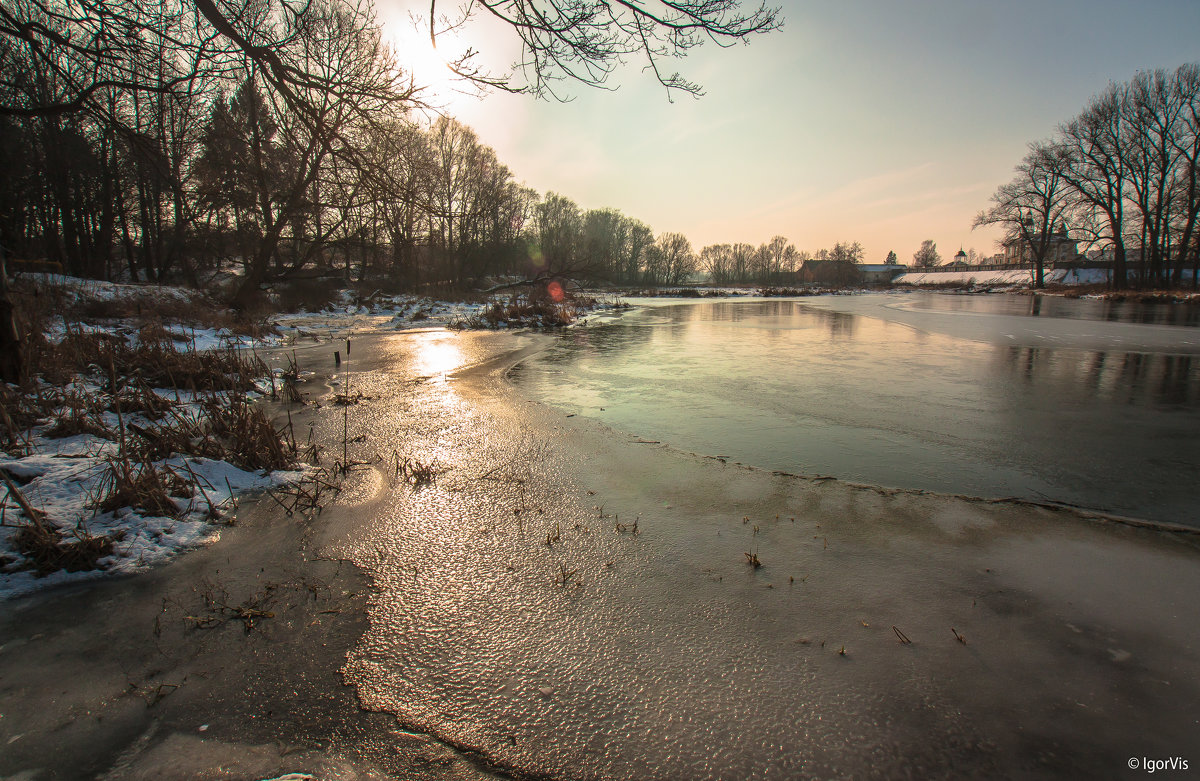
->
[301,325,1200,779]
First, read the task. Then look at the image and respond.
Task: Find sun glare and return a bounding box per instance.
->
[380,11,475,105]
[412,331,465,378]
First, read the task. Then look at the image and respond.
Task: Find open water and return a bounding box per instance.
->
[510,292,1200,525]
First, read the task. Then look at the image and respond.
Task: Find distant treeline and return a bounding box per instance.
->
[0,65,685,299]
[0,0,794,302]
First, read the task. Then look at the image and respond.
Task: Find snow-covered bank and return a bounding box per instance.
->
[269,287,628,337]
[0,439,307,599]
[0,275,310,598]
[0,354,315,599]
[895,267,1115,286]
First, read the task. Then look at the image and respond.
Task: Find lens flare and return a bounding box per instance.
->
[547,280,565,302]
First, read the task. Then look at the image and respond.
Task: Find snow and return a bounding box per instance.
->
[26,273,623,346]
[895,268,1039,286]
[16,273,201,305]
[0,273,312,600]
[0,420,307,600]
[893,267,1193,287]
[269,289,627,338]
[26,273,285,352]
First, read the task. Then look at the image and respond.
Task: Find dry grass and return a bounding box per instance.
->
[458,290,583,329]
[94,457,181,518]
[759,287,823,297]
[394,454,440,486]
[280,352,303,404]
[43,389,113,440]
[9,275,275,355]
[27,326,269,393]
[3,472,116,575]
[628,287,731,298]
[108,377,177,420]
[556,563,579,587]
[184,578,278,633]
[128,395,294,472]
[13,523,115,575]
[2,304,293,577]
[199,395,293,471]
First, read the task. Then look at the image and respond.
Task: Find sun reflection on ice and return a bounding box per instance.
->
[413,331,465,379]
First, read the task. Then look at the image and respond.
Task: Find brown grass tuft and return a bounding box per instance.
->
[13,523,116,575]
[95,457,182,518]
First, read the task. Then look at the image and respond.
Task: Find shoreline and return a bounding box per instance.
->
[0,329,517,780]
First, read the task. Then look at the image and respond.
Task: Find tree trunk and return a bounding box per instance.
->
[0,248,22,384]
[1112,241,1128,290]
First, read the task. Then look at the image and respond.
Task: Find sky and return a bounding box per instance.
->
[377,0,1200,265]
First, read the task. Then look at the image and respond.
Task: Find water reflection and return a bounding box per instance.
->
[808,307,858,340]
[1000,347,1199,406]
[514,298,1200,523]
[904,292,1200,327]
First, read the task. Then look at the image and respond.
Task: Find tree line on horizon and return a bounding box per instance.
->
[0,63,706,298]
[976,63,1200,290]
[0,0,789,307]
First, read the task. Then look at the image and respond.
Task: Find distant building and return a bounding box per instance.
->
[947,248,970,268]
[1002,231,1079,265]
[859,264,908,284]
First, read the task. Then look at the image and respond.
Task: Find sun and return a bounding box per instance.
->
[378,9,477,104]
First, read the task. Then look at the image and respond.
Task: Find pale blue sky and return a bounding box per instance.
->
[381,0,1200,264]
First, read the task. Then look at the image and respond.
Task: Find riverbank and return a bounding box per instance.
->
[3,311,1199,778]
[0,330,514,779]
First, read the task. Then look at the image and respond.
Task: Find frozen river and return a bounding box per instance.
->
[511,292,1200,526]
[302,306,1200,779]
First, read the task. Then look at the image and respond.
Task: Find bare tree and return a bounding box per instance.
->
[533,192,583,276]
[1123,68,1189,286]
[730,242,754,283]
[1056,83,1132,289]
[621,219,654,283]
[762,235,797,279]
[582,207,629,281]
[424,0,782,100]
[974,142,1070,288]
[1167,64,1200,287]
[828,240,863,264]
[0,0,220,117]
[657,231,695,284]
[700,243,732,283]
[0,247,19,382]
